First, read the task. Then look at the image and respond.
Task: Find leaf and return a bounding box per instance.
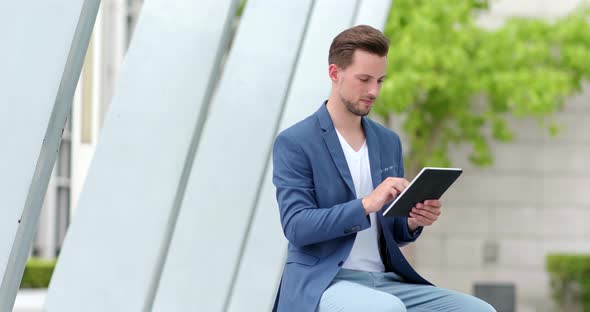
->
[380,0,590,174]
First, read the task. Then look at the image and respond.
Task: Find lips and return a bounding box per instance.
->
[360,99,374,105]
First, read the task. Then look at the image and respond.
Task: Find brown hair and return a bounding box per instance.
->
[328,25,389,69]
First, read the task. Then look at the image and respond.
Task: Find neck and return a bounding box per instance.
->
[326,94,363,134]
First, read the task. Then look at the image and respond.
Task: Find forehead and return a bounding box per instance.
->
[347,49,387,76]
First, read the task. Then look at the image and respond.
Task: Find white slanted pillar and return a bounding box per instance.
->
[45,0,239,311]
[226,0,393,311]
[0,1,100,310]
[151,1,313,311]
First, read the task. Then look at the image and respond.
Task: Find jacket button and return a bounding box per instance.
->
[338,261,343,267]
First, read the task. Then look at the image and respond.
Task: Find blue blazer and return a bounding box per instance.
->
[271,102,431,312]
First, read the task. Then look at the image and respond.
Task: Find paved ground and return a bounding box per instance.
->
[13,289,45,312]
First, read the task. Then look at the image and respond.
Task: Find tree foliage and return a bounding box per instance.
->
[376,0,590,175]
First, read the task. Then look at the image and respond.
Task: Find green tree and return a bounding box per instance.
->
[376,0,590,176]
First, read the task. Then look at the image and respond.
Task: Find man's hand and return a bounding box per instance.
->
[408,200,442,232]
[361,177,409,215]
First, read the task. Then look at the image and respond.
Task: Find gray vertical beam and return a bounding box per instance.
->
[0,1,100,310]
[44,0,239,310]
[151,1,314,311]
[227,1,393,310]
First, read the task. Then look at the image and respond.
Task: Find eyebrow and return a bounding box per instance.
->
[356,74,386,80]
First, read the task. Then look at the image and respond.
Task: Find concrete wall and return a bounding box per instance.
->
[414,85,589,312]
[411,2,589,310]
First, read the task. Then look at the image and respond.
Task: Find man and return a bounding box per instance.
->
[271,25,495,312]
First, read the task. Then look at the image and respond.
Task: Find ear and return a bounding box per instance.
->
[328,64,340,82]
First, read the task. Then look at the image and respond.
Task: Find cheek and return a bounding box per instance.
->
[346,82,365,96]
[340,79,365,100]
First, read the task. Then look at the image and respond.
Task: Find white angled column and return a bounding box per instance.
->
[0,1,100,310]
[45,0,239,311]
[226,1,360,310]
[151,1,313,311]
[226,0,393,311]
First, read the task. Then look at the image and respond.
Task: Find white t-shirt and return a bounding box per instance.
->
[335,130,385,273]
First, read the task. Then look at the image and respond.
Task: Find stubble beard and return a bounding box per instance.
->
[341,95,371,117]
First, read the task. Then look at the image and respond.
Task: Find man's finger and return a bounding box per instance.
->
[388,186,399,198]
[412,207,438,221]
[424,199,441,207]
[393,182,406,193]
[408,214,433,226]
[417,203,442,216]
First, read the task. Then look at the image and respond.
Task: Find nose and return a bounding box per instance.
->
[368,81,380,98]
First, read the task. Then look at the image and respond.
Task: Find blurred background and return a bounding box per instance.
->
[15,0,589,311]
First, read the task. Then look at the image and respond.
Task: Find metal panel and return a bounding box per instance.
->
[474,283,516,312]
[0,1,100,310]
[44,0,238,310]
[226,1,393,310]
[151,1,313,311]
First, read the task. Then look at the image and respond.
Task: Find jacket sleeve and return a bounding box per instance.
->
[393,217,423,246]
[272,133,370,248]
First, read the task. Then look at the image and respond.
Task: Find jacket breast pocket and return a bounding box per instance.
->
[286,251,320,266]
[380,164,400,179]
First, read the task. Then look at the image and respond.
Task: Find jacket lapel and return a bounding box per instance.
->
[369,116,392,261]
[362,117,382,190]
[317,103,356,197]
[363,117,390,228]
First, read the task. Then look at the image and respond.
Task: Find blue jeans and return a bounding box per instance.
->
[318,269,496,312]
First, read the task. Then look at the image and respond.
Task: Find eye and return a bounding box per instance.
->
[359,78,369,82]
[377,80,384,84]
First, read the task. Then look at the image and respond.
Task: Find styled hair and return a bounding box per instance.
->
[328,25,389,69]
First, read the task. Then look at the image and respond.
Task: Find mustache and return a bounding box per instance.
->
[361,96,376,101]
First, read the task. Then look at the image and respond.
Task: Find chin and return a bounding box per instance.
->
[358,105,372,116]
[355,108,371,117]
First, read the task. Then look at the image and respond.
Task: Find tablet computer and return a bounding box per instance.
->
[382,167,463,217]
